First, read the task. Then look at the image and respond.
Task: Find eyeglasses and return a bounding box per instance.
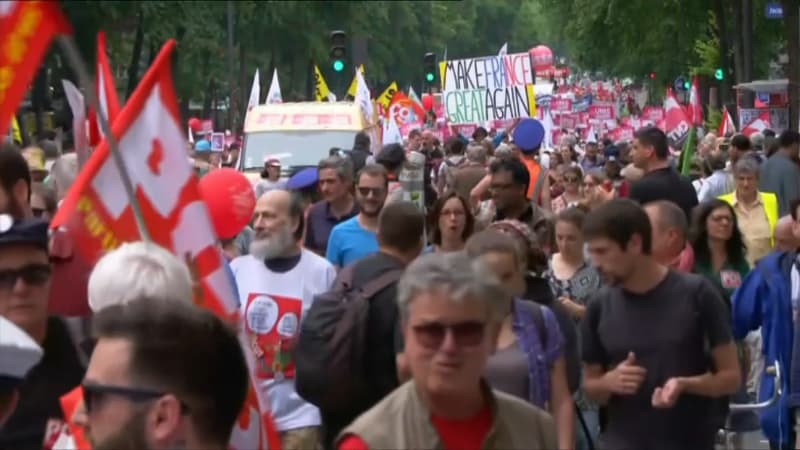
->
[0,264,51,291]
[82,382,190,414]
[357,187,386,198]
[411,320,486,349]
[710,215,733,223]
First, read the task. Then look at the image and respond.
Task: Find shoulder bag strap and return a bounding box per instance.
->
[359,268,404,299]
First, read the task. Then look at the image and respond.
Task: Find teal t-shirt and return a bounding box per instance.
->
[325,216,378,267]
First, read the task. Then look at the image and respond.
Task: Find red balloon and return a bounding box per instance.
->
[529,45,554,72]
[188,117,202,132]
[198,168,256,240]
[421,94,434,111]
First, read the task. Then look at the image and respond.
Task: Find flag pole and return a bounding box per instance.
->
[56,35,152,242]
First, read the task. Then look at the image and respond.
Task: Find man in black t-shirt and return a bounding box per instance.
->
[580,199,740,450]
[628,126,699,221]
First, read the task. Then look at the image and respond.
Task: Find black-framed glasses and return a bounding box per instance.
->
[82,382,188,414]
[0,263,51,291]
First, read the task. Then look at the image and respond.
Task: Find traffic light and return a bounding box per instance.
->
[714,68,724,81]
[330,30,346,72]
[649,72,657,80]
[674,76,688,91]
[683,80,691,90]
[423,52,436,84]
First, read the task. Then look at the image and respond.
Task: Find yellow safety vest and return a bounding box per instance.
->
[718,191,779,246]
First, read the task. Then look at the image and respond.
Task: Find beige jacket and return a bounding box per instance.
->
[337,380,557,449]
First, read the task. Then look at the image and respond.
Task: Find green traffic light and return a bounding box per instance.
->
[425,73,434,82]
[332,60,344,72]
[714,68,724,80]
[684,81,690,90]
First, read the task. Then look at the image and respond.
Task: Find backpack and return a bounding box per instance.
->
[294,265,403,414]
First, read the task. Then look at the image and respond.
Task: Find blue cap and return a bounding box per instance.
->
[512,119,545,154]
[0,215,49,252]
[286,167,319,190]
[195,140,212,152]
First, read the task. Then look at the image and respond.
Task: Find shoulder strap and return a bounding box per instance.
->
[358,268,403,299]
[531,168,547,205]
[333,264,358,292]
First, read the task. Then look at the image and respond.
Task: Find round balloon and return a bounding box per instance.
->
[529,45,554,72]
[512,118,545,153]
[188,117,202,132]
[198,168,256,240]
[421,93,434,111]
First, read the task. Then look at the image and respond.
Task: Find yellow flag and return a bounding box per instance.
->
[347,65,365,98]
[313,65,332,102]
[526,84,537,118]
[10,116,21,143]
[377,82,399,110]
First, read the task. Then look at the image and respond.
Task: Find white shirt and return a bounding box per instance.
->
[230,249,336,431]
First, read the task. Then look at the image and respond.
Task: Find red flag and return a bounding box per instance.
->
[0,0,71,137]
[88,31,121,146]
[741,110,770,137]
[50,39,281,450]
[718,106,736,136]
[663,88,691,147]
[688,76,703,126]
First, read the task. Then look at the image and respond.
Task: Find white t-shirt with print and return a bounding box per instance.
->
[230,249,336,431]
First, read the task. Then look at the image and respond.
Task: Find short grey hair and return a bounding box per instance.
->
[733,157,760,177]
[317,155,353,181]
[88,241,194,312]
[397,252,508,324]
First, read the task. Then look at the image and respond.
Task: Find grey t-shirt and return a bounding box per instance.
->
[759,152,800,216]
[581,270,733,450]
[485,341,530,402]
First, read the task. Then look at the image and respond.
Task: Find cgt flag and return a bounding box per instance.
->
[51,40,281,450]
[0,0,71,137]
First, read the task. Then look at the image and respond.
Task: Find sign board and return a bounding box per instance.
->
[441,52,537,124]
[765,2,783,19]
[738,107,789,131]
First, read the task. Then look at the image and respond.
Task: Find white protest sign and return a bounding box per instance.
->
[441,52,537,125]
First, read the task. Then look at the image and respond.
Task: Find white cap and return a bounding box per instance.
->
[0,317,43,384]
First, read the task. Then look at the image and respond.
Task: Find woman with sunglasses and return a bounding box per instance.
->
[551,166,585,214]
[466,230,575,450]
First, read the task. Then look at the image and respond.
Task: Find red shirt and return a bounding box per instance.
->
[337,405,493,450]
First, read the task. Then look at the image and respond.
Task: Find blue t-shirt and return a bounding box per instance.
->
[325,216,378,267]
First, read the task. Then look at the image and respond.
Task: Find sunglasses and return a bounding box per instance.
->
[357,187,386,198]
[82,383,190,414]
[0,264,51,291]
[411,320,486,349]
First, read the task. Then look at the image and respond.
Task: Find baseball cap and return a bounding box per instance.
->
[194,140,212,153]
[265,158,281,167]
[0,216,49,253]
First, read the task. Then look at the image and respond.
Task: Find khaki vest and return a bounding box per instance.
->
[337,380,557,449]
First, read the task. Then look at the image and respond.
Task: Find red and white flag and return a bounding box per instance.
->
[663,88,691,147]
[688,76,703,126]
[741,110,770,137]
[87,31,122,146]
[718,106,736,137]
[0,0,71,137]
[51,40,281,450]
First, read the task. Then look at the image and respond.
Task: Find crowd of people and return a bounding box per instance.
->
[1,119,800,450]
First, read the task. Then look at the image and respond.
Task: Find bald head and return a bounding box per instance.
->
[644,201,688,264]
[774,215,800,252]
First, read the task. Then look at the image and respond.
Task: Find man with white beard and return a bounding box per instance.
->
[230,190,336,450]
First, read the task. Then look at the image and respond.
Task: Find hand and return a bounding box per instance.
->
[558,296,583,317]
[652,377,684,408]
[604,352,647,395]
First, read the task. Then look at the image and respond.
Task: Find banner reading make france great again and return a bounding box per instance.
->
[441,52,536,125]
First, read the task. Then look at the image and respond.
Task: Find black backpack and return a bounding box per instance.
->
[295,265,402,414]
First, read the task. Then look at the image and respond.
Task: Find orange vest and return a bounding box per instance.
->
[521,159,543,204]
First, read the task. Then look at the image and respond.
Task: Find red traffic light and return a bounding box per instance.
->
[649,72,657,79]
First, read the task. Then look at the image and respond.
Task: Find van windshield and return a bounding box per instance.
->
[241,130,358,170]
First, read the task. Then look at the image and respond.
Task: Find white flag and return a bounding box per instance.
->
[498,42,508,56]
[354,68,373,120]
[247,69,260,108]
[542,109,554,149]
[266,68,282,104]
[61,80,90,167]
[383,113,402,146]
